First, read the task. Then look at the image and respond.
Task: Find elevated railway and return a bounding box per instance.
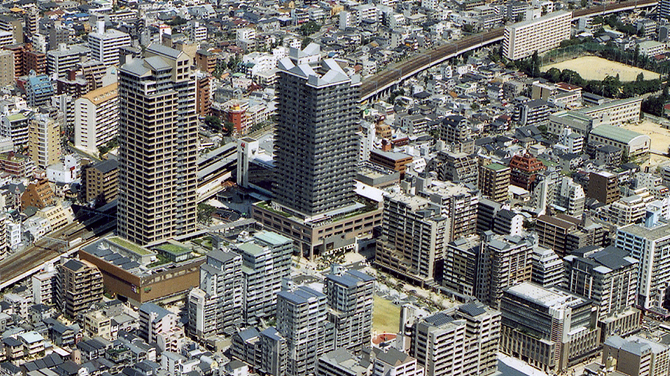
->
[360,0,658,101]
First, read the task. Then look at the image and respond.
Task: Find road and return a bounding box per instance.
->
[360,0,658,100]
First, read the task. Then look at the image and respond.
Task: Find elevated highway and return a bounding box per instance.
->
[360,0,658,101]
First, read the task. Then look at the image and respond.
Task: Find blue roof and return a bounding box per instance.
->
[139,302,172,322]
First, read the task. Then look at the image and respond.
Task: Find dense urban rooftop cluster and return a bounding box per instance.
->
[0,0,668,375]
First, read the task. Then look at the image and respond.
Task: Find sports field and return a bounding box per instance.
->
[541,56,660,81]
[373,295,401,334]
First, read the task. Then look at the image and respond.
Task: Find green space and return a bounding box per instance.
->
[257,201,292,217]
[148,254,171,268]
[108,236,152,255]
[157,243,191,255]
[373,295,401,334]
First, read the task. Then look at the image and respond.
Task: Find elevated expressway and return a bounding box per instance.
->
[360,0,658,102]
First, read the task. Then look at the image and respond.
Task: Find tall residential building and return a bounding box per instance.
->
[277,286,335,376]
[411,302,501,376]
[535,214,606,257]
[139,302,179,344]
[479,163,510,203]
[509,152,545,190]
[117,43,197,245]
[325,268,374,353]
[187,250,242,338]
[228,231,293,326]
[443,236,481,297]
[476,232,534,308]
[375,175,478,286]
[28,113,61,169]
[232,327,288,376]
[530,246,563,287]
[372,347,425,376]
[0,49,14,87]
[503,11,571,60]
[500,282,600,373]
[273,43,359,217]
[74,83,119,154]
[564,246,641,340]
[26,73,54,108]
[603,335,670,376]
[660,0,670,20]
[55,259,103,319]
[88,21,131,66]
[432,151,478,187]
[616,220,670,315]
[84,159,119,204]
[587,171,620,205]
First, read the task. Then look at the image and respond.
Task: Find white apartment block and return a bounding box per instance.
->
[88,21,131,66]
[0,31,13,48]
[236,27,256,41]
[75,83,118,154]
[616,221,670,315]
[503,11,571,60]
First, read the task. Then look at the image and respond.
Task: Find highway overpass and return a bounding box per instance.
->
[360,0,658,102]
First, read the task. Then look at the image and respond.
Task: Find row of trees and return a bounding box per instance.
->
[642,86,670,117]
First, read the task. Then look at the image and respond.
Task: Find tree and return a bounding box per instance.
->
[197,204,217,225]
[544,67,562,82]
[223,121,234,134]
[205,115,222,129]
[581,0,588,7]
[301,37,313,49]
[638,26,645,37]
[299,21,321,36]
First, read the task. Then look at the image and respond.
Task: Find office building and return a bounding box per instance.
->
[187,250,242,338]
[509,152,545,190]
[55,259,103,319]
[273,43,359,217]
[587,171,620,205]
[88,21,131,66]
[616,220,670,316]
[564,246,641,340]
[117,44,197,245]
[25,74,54,108]
[411,302,501,376]
[500,282,600,373]
[503,11,571,60]
[0,50,13,87]
[325,268,374,353]
[602,335,670,376]
[375,175,478,286]
[74,83,118,154]
[476,233,534,308]
[277,286,335,376]
[479,163,510,202]
[531,246,563,287]
[228,231,293,326]
[84,159,119,204]
[28,113,61,169]
[46,44,90,79]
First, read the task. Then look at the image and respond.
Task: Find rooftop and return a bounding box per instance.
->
[590,125,649,145]
[107,236,152,255]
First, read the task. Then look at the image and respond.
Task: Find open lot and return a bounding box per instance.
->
[373,295,401,334]
[622,120,670,155]
[542,56,660,81]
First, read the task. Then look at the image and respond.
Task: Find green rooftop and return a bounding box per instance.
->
[107,236,153,255]
[237,242,265,256]
[156,242,191,256]
[254,231,292,246]
[485,163,509,171]
[590,125,648,145]
[6,113,25,122]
